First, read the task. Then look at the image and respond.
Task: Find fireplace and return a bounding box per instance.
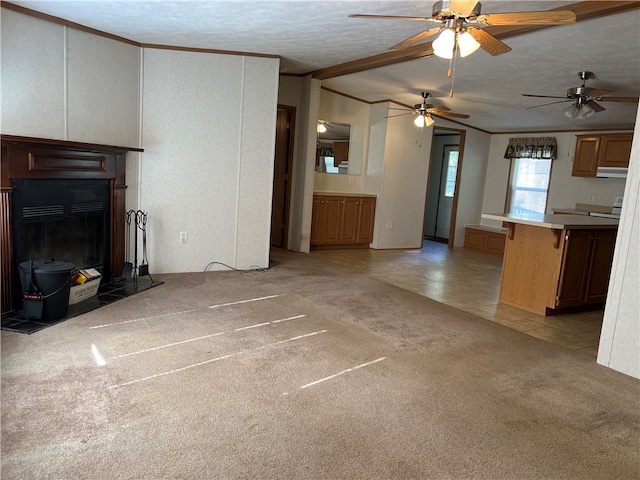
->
[12,179,111,285]
[1,136,143,316]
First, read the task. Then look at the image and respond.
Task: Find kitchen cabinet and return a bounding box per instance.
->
[464,226,506,255]
[572,133,632,177]
[556,229,617,308]
[311,194,376,247]
[483,212,619,316]
[333,141,349,166]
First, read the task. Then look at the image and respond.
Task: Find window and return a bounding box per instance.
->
[324,157,339,174]
[507,157,552,215]
[444,150,458,197]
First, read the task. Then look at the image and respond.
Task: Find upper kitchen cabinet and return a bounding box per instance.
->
[572,133,633,177]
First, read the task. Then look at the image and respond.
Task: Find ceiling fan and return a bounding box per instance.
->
[387,92,470,127]
[522,71,640,119]
[349,1,576,96]
[349,1,576,58]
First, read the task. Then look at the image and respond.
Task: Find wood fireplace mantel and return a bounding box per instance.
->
[1,135,144,316]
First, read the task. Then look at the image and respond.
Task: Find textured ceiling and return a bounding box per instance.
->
[7,0,640,133]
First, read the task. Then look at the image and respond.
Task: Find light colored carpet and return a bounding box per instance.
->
[2,249,638,479]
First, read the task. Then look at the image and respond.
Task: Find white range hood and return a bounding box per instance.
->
[596,167,628,178]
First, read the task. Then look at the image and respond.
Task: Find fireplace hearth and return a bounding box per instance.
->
[1,136,144,316]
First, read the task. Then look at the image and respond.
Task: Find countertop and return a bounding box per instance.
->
[481,212,619,229]
[313,191,377,197]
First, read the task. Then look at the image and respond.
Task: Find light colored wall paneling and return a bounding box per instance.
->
[141,48,278,273]
[235,56,280,269]
[66,29,140,147]
[598,114,640,379]
[288,76,320,253]
[374,106,432,249]
[445,123,490,247]
[1,8,65,139]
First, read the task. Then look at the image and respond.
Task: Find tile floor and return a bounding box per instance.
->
[311,240,603,358]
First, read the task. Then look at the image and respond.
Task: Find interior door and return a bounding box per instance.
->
[271,106,295,248]
[435,146,459,239]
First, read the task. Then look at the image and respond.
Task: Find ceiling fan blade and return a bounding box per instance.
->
[598,96,640,103]
[587,101,606,113]
[389,27,442,50]
[522,94,568,99]
[433,111,470,119]
[525,99,572,109]
[477,11,576,26]
[384,112,416,119]
[467,28,511,56]
[427,106,451,112]
[448,0,478,17]
[348,14,434,22]
[586,88,613,97]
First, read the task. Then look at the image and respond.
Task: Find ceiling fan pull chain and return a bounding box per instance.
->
[448,34,460,97]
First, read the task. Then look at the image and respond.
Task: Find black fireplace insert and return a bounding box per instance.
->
[11,179,111,301]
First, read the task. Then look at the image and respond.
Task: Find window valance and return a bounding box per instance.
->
[317,141,334,157]
[504,137,557,159]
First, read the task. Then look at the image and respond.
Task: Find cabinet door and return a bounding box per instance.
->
[584,229,616,303]
[556,230,593,308]
[322,196,343,244]
[464,228,485,250]
[572,137,599,177]
[356,197,376,244]
[333,142,349,165]
[485,232,506,255]
[310,196,325,244]
[340,196,360,243]
[598,134,632,168]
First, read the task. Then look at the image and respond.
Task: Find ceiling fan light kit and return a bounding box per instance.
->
[457,30,481,57]
[414,114,435,128]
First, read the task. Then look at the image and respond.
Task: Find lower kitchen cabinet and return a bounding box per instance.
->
[464,226,506,255]
[556,229,617,308]
[311,194,376,247]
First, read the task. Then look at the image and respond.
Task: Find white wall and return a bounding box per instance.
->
[444,122,491,247]
[370,103,433,249]
[284,75,321,253]
[598,111,640,379]
[140,49,279,272]
[313,89,370,194]
[481,131,628,228]
[2,7,279,273]
[1,8,139,147]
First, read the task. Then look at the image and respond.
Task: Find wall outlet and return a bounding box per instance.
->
[386,222,393,230]
[588,194,595,203]
[180,231,188,243]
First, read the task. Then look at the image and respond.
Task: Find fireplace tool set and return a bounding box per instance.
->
[124,210,152,288]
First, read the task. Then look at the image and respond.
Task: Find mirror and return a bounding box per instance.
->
[316,121,362,175]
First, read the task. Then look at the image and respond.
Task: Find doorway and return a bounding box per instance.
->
[423,128,464,247]
[271,106,296,248]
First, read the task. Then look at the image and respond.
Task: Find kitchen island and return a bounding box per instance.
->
[481,213,619,316]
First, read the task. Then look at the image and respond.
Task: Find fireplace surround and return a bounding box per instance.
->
[1,135,143,316]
